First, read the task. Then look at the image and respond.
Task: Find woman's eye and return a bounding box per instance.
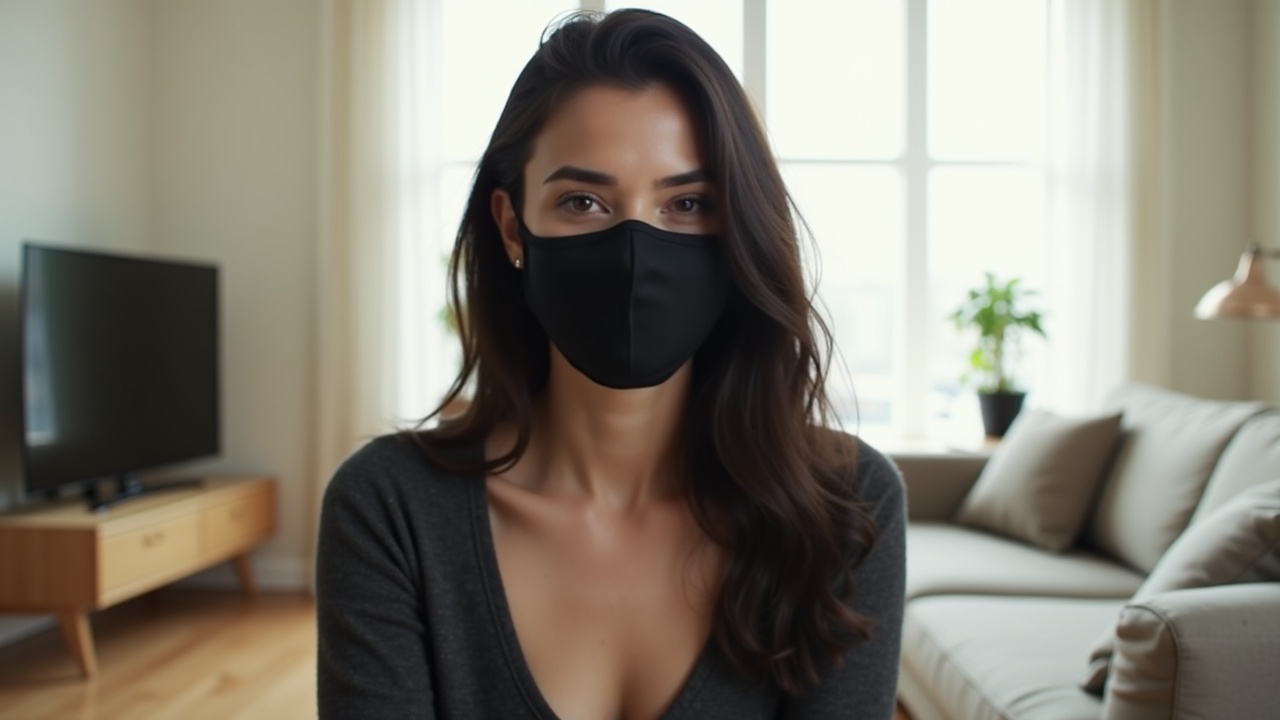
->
[561,195,600,213]
[671,196,709,214]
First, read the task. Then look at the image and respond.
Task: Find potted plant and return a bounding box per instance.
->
[948,272,1046,437]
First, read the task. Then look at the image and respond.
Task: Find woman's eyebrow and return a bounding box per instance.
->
[542,165,712,188]
[656,168,711,188]
[544,165,615,185]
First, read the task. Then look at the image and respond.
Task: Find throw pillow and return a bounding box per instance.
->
[955,409,1123,552]
[1081,478,1280,694]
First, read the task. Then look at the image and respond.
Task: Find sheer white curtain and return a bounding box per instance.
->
[307,0,447,593]
[1042,0,1164,413]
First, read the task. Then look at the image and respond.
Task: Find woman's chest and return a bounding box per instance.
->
[488,490,723,720]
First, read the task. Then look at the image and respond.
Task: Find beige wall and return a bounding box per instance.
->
[149,0,319,590]
[1159,0,1254,400]
[1253,0,1280,404]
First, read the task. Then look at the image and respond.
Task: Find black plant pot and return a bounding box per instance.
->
[979,392,1026,438]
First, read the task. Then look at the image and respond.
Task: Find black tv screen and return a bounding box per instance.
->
[21,243,220,497]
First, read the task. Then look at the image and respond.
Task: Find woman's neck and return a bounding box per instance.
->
[520,349,691,509]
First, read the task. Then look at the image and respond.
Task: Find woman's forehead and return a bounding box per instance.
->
[526,83,707,184]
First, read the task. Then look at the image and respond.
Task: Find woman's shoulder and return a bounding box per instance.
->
[323,431,483,515]
[815,427,905,509]
[851,436,904,505]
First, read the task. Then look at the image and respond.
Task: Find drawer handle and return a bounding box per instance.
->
[143,531,166,548]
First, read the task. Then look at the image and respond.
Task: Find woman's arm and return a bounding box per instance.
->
[780,445,908,719]
[316,453,437,718]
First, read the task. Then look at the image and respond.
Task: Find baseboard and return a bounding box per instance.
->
[171,554,309,592]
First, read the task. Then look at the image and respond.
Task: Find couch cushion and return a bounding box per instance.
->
[956,409,1122,552]
[908,523,1144,600]
[1083,382,1267,573]
[1081,479,1280,693]
[1195,410,1280,520]
[1135,478,1280,591]
[900,595,1118,720]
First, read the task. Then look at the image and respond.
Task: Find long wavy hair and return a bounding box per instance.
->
[402,8,878,694]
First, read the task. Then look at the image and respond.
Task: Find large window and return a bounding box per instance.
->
[427,0,1051,444]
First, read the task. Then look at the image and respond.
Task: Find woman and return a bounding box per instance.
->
[317,9,905,719]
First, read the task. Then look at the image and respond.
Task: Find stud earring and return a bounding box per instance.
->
[514,257,522,269]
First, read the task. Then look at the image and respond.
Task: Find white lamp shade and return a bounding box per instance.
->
[1194,249,1280,320]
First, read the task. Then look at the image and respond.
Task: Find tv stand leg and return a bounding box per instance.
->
[56,608,96,678]
[233,555,257,600]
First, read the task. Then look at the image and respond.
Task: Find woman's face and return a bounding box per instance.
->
[492,82,720,259]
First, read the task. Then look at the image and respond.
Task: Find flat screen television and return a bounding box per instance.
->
[20,242,220,511]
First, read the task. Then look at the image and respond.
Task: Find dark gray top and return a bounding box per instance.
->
[316,432,906,719]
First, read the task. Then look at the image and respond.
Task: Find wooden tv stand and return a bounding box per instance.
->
[0,476,277,678]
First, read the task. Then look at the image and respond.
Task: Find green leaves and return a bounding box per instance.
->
[948,271,1047,394]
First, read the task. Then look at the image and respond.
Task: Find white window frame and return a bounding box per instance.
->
[746,0,1047,441]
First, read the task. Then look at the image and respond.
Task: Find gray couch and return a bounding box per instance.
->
[891,382,1280,720]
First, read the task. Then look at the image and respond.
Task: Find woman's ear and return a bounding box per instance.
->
[491,188,522,265]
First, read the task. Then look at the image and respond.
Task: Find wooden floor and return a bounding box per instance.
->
[0,589,316,720]
[0,588,913,720]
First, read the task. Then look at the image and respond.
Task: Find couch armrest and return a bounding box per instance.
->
[886,452,988,522]
[1104,583,1280,720]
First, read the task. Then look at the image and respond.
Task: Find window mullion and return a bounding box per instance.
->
[903,0,930,441]
[743,0,766,112]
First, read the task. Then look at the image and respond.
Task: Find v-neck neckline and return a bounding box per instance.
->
[464,446,717,720]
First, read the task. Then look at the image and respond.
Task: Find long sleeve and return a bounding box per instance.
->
[315,451,437,719]
[779,443,908,719]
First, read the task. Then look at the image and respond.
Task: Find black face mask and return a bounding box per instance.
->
[518,217,731,389]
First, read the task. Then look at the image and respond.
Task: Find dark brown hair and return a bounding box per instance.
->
[403,8,878,694]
